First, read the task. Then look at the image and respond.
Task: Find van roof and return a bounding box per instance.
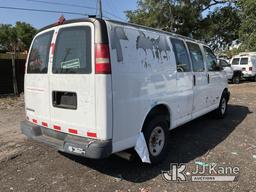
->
[38,18,98,33]
[238,52,256,57]
[38,18,206,47]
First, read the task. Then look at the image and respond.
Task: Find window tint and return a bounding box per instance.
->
[240,58,248,65]
[27,31,53,73]
[187,42,205,72]
[204,46,219,71]
[232,58,240,65]
[53,26,92,74]
[171,38,191,72]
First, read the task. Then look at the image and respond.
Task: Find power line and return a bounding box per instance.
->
[3,0,127,21]
[25,0,95,11]
[0,6,87,16]
[25,0,126,21]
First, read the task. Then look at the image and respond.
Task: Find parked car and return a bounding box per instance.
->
[218,58,242,84]
[21,18,230,164]
[231,52,256,82]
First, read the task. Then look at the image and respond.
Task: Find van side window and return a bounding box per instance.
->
[171,38,191,72]
[27,31,53,73]
[240,58,248,65]
[53,26,92,74]
[232,58,240,65]
[203,46,219,71]
[186,42,205,72]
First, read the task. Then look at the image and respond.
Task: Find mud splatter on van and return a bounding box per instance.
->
[136,31,170,60]
[154,35,171,60]
[110,26,128,62]
[136,31,155,58]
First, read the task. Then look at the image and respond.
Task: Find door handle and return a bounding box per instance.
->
[193,74,196,86]
[207,74,210,84]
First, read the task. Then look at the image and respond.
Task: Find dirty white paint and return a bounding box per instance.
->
[106,21,227,152]
[25,20,228,158]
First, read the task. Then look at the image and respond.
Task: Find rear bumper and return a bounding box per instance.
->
[242,72,255,78]
[20,121,112,159]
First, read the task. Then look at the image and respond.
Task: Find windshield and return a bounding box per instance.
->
[27,31,53,73]
[219,59,230,67]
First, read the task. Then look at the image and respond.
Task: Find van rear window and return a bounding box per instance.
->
[53,26,92,74]
[240,58,248,65]
[27,31,53,73]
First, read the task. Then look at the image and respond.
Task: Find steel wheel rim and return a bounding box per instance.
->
[149,126,165,156]
[221,98,227,114]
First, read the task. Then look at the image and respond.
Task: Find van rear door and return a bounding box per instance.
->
[25,30,54,126]
[49,24,97,138]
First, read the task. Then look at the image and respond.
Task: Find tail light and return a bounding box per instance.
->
[249,67,253,71]
[242,68,246,71]
[95,44,111,74]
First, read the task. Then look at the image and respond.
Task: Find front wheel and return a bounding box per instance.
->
[214,92,228,119]
[143,115,169,164]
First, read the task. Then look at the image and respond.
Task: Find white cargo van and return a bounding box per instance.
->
[231,52,256,81]
[21,18,230,164]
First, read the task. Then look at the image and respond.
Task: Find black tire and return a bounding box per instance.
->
[214,92,228,119]
[232,75,240,84]
[143,115,169,164]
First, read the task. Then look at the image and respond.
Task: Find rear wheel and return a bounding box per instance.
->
[143,115,169,164]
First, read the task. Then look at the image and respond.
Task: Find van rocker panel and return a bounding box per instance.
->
[21,121,112,159]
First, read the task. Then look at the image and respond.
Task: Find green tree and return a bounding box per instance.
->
[0,22,37,95]
[0,22,37,52]
[201,6,241,51]
[0,24,18,53]
[126,0,238,48]
[15,22,37,52]
[237,0,256,51]
[126,0,203,36]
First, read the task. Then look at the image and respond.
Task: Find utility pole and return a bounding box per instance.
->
[98,0,103,19]
[10,52,18,96]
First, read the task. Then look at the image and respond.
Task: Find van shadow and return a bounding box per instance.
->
[62,104,251,183]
